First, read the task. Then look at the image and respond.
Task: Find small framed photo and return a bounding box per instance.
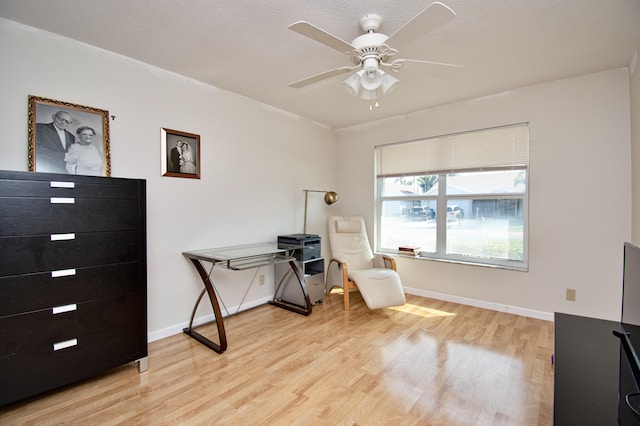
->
[28,95,111,176]
[161,128,201,179]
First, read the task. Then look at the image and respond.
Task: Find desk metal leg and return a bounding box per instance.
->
[183,258,228,353]
[269,260,312,316]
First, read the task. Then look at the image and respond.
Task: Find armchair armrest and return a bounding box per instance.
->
[373,254,397,271]
[326,258,349,291]
[326,257,356,310]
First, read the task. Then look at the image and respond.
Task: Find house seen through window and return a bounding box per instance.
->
[375,124,529,270]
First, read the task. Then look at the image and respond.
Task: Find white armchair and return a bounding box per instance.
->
[326,215,406,310]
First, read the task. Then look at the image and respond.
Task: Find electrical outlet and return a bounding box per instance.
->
[258,274,265,286]
[566,288,576,302]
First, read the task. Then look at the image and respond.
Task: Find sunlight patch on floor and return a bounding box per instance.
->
[390,303,456,317]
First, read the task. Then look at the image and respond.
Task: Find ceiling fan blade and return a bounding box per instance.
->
[386,2,456,49]
[389,59,463,79]
[289,21,354,53]
[289,66,357,88]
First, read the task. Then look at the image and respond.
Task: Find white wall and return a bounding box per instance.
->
[336,69,632,321]
[631,48,640,245]
[0,16,636,338]
[0,19,339,341]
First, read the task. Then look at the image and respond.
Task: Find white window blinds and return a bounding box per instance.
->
[376,123,529,177]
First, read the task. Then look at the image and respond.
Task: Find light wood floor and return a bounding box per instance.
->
[0,292,554,425]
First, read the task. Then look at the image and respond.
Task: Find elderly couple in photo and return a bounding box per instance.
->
[35,110,103,176]
[170,139,196,174]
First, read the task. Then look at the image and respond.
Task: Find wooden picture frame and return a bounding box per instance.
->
[28,95,111,176]
[161,128,201,179]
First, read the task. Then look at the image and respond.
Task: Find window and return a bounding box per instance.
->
[375,124,529,270]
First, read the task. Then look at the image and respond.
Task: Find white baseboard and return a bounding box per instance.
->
[147,296,273,343]
[403,287,554,322]
[148,291,553,343]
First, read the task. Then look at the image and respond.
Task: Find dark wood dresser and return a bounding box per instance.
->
[0,170,147,406]
[554,313,622,425]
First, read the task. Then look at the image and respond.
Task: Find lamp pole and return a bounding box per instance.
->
[303,189,338,234]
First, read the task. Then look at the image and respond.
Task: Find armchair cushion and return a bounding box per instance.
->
[335,220,362,234]
[350,269,405,309]
[372,254,385,269]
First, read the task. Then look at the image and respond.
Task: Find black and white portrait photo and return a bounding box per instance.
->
[28,95,111,176]
[161,128,200,179]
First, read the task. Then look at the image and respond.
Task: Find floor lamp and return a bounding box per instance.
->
[303,189,339,234]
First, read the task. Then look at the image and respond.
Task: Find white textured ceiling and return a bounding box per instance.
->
[1,0,639,129]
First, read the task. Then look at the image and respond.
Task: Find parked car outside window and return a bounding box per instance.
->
[447,205,464,219]
[408,206,435,220]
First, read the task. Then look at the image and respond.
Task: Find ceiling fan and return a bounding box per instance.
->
[288,2,463,109]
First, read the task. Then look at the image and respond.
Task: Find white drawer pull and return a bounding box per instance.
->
[50,197,75,204]
[52,304,77,314]
[51,233,76,241]
[50,181,75,188]
[53,338,78,351]
[51,269,76,278]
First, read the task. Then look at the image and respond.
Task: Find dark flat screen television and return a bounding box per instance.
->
[615,242,640,424]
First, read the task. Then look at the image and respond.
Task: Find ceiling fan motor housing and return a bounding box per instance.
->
[352,32,389,50]
[359,13,382,32]
[350,32,390,66]
[362,57,379,73]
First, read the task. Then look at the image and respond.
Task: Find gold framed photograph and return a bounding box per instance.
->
[161,128,201,179]
[28,95,111,176]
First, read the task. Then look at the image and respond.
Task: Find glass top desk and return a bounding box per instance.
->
[182,243,312,353]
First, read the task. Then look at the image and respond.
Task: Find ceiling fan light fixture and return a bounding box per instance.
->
[362,57,379,73]
[360,69,383,91]
[343,73,361,96]
[360,88,377,102]
[343,69,386,110]
[380,72,399,95]
[360,87,380,110]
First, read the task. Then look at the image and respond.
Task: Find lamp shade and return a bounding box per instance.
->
[324,191,339,205]
[360,69,383,91]
[380,72,399,94]
[343,73,361,96]
[360,88,377,102]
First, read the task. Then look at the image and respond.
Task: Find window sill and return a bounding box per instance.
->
[392,252,528,272]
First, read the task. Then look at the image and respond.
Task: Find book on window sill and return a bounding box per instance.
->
[398,246,421,256]
[397,250,421,258]
[398,245,420,253]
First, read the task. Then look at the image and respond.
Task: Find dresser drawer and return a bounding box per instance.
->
[0,197,141,237]
[0,262,144,317]
[0,231,142,276]
[0,323,147,406]
[0,293,144,355]
[0,173,140,199]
